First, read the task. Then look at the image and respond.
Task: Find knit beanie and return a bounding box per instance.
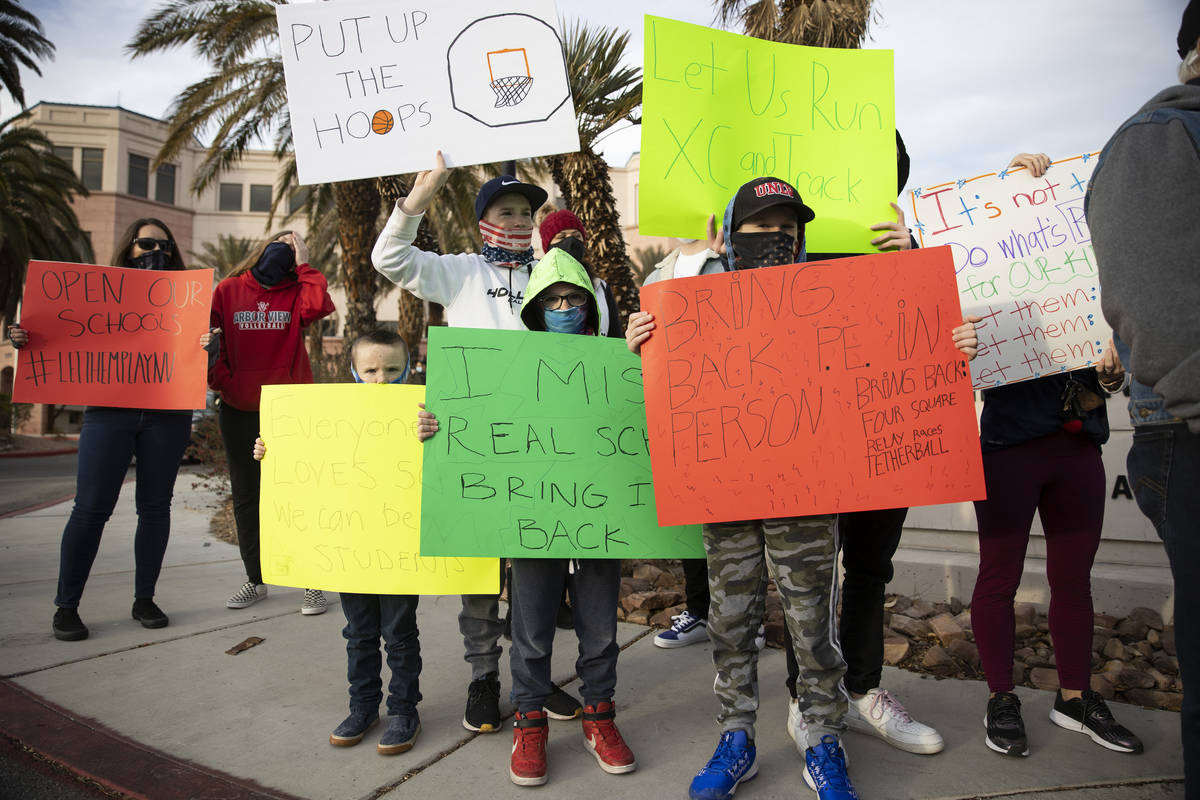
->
[539,209,587,253]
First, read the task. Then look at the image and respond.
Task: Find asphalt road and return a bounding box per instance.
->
[0,453,83,517]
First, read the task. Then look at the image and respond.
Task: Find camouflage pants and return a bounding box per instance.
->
[703,514,846,744]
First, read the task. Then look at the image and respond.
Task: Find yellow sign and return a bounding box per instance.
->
[640,16,896,252]
[258,383,499,594]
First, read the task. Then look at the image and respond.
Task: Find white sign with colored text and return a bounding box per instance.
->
[906,153,1111,389]
[277,0,580,184]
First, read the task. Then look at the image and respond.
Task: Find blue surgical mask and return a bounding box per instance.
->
[543,305,587,334]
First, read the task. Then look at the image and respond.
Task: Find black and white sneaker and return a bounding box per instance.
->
[1050,690,1144,753]
[463,672,502,733]
[542,683,582,720]
[985,692,1029,757]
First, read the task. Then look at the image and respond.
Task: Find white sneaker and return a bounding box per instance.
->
[845,688,944,754]
[301,589,328,615]
[226,581,266,609]
[786,697,810,754]
[754,624,766,651]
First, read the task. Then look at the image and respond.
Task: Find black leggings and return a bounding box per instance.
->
[218,402,262,584]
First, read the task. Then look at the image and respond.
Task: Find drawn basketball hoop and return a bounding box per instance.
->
[487,48,534,107]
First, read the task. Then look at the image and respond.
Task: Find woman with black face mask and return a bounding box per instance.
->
[8,218,207,642]
[207,231,335,616]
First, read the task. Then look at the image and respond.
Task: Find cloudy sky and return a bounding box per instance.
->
[13,0,1188,193]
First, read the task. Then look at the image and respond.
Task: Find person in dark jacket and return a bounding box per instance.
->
[9,218,206,641]
[1088,2,1200,791]
[208,231,335,615]
[972,155,1143,760]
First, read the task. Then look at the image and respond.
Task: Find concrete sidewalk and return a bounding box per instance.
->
[0,481,1185,800]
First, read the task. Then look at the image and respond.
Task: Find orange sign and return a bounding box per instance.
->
[639,247,985,526]
[13,261,213,410]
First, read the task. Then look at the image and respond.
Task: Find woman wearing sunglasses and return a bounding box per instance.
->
[9,218,207,642]
[207,231,335,616]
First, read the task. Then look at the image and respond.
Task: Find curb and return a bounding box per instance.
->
[0,448,79,459]
[0,680,303,800]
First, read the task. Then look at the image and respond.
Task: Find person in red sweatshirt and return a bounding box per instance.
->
[208,231,335,613]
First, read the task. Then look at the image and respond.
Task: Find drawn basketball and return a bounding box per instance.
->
[372,110,394,135]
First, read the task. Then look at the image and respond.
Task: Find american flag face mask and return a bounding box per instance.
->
[479,219,534,253]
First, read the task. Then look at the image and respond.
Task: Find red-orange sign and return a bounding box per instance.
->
[640,247,985,526]
[13,261,213,409]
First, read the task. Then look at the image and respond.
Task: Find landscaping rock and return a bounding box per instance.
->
[908,600,938,619]
[947,639,980,667]
[1115,617,1150,642]
[1014,603,1037,626]
[1102,638,1126,660]
[1127,606,1164,632]
[1152,652,1179,676]
[1116,668,1157,690]
[950,596,964,615]
[928,613,965,646]
[1013,623,1039,641]
[1163,626,1177,656]
[921,645,957,675]
[883,636,910,665]
[1029,667,1060,691]
[1090,673,1116,700]
[890,614,932,639]
[632,563,666,583]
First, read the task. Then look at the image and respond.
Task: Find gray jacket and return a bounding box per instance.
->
[1088,80,1200,430]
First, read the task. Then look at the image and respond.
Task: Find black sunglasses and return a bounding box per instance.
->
[134,237,173,251]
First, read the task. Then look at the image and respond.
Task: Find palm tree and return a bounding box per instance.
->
[127,1,385,342]
[546,21,642,327]
[714,0,874,48]
[0,0,54,108]
[0,114,93,325]
[633,244,671,284]
[189,233,256,278]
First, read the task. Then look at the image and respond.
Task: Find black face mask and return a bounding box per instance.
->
[251,241,296,287]
[128,250,172,270]
[729,231,796,270]
[549,236,587,264]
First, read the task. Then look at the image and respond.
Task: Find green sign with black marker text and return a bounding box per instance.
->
[419,326,703,559]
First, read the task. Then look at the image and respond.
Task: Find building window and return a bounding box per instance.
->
[128,153,149,198]
[155,164,176,205]
[249,184,272,213]
[219,183,243,211]
[81,148,103,191]
[52,145,73,167]
[288,186,310,215]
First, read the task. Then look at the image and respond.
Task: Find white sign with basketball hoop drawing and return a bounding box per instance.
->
[277,0,580,185]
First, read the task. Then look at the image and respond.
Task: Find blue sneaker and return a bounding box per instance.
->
[688,729,757,800]
[803,735,858,799]
[654,610,708,648]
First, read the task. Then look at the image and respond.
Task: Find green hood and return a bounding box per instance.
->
[519,248,599,332]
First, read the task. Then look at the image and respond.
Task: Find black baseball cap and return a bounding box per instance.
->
[1180,0,1199,58]
[475,175,548,220]
[732,177,816,230]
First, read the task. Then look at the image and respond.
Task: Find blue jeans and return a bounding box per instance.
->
[1127,421,1200,795]
[55,407,192,608]
[341,592,422,715]
[509,558,621,711]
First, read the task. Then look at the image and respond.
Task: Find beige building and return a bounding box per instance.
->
[3,102,307,434]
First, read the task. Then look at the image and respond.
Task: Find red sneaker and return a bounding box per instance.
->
[582,702,637,774]
[510,710,549,786]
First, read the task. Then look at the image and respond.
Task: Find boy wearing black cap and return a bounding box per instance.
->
[628,176,979,800]
[372,151,581,733]
[629,176,853,800]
